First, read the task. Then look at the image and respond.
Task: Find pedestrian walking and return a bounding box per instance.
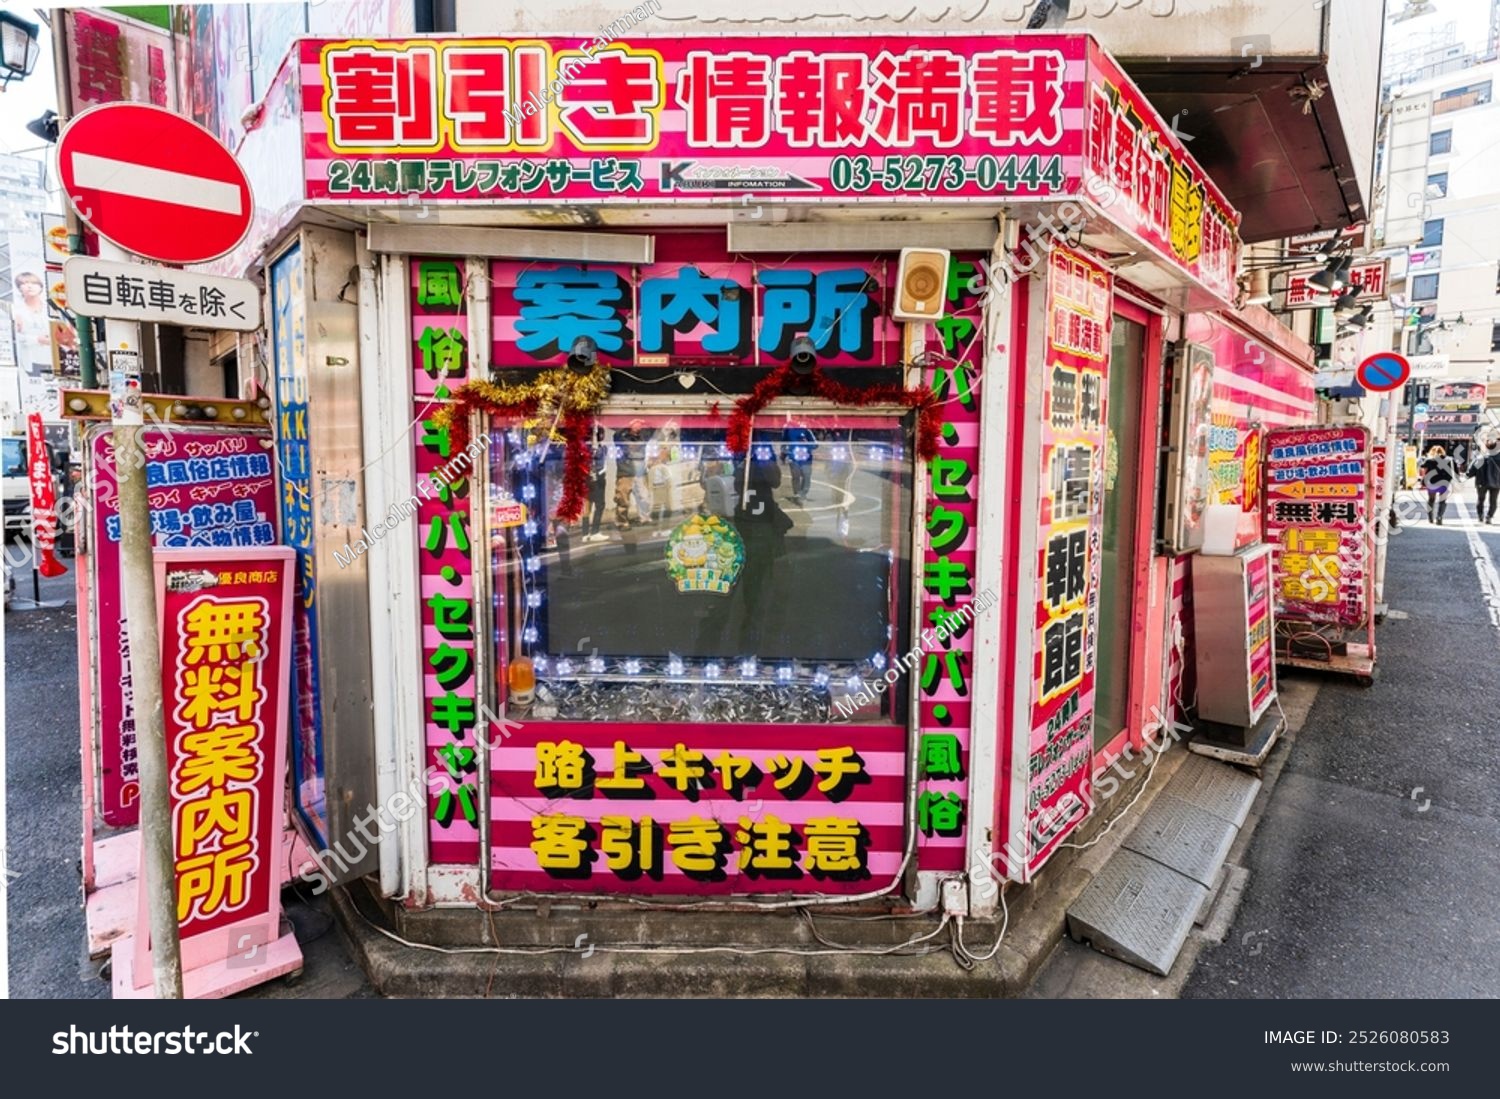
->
[1420,444,1457,525]
[648,424,679,523]
[583,426,608,541]
[1468,435,1500,525]
[781,424,817,504]
[613,420,650,530]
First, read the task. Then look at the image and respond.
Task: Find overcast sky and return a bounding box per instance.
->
[1388,0,1495,56]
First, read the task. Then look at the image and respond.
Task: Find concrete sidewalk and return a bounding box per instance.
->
[1181,497,1500,998]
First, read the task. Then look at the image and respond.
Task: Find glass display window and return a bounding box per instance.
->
[484,409,915,726]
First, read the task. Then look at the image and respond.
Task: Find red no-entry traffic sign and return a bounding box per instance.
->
[1356,352,1411,393]
[58,103,253,266]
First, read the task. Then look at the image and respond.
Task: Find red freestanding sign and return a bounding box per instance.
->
[116,546,301,998]
[58,103,253,265]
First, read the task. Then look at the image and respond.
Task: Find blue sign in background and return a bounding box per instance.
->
[271,242,327,848]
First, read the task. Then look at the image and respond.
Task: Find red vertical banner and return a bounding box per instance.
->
[1024,246,1112,875]
[137,547,294,979]
[26,414,67,578]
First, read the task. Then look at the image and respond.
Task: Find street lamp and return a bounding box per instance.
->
[0,11,41,88]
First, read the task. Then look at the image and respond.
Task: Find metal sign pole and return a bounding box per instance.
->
[104,315,183,999]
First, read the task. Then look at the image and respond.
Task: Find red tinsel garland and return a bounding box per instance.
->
[726,363,941,460]
[442,391,537,457]
[555,406,594,524]
[436,392,598,524]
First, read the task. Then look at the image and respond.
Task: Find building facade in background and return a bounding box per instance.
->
[1376,2,1500,446]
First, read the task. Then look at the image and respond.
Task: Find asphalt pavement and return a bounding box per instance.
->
[3,548,369,999]
[1183,491,1500,998]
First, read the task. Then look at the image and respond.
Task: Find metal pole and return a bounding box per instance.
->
[106,318,182,998]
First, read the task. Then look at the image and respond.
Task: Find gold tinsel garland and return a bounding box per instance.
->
[432,363,612,523]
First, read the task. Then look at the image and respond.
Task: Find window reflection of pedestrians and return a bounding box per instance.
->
[730,449,792,651]
[689,447,791,659]
[614,420,650,530]
[584,426,608,541]
[782,424,817,504]
[827,440,856,540]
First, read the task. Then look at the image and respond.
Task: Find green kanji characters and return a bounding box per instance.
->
[434,782,478,827]
[429,642,473,689]
[518,160,547,193]
[417,325,466,378]
[614,160,644,192]
[930,454,974,498]
[928,604,973,646]
[428,473,469,506]
[926,505,967,553]
[429,691,476,737]
[370,159,400,194]
[419,418,452,460]
[545,159,574,192]
[426,159,454,191]
[921,649,968,696]
[425,511,471,555]
[425,593,472,638]
[924,555,972,601]
[438,742,476,777]
[918,791,964,836]
[920,733,964,779]
[934,314,976,358]
[929,357,976,412]
[400,160,426,195]
[946,260,976,306]
[417,261,464,308]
